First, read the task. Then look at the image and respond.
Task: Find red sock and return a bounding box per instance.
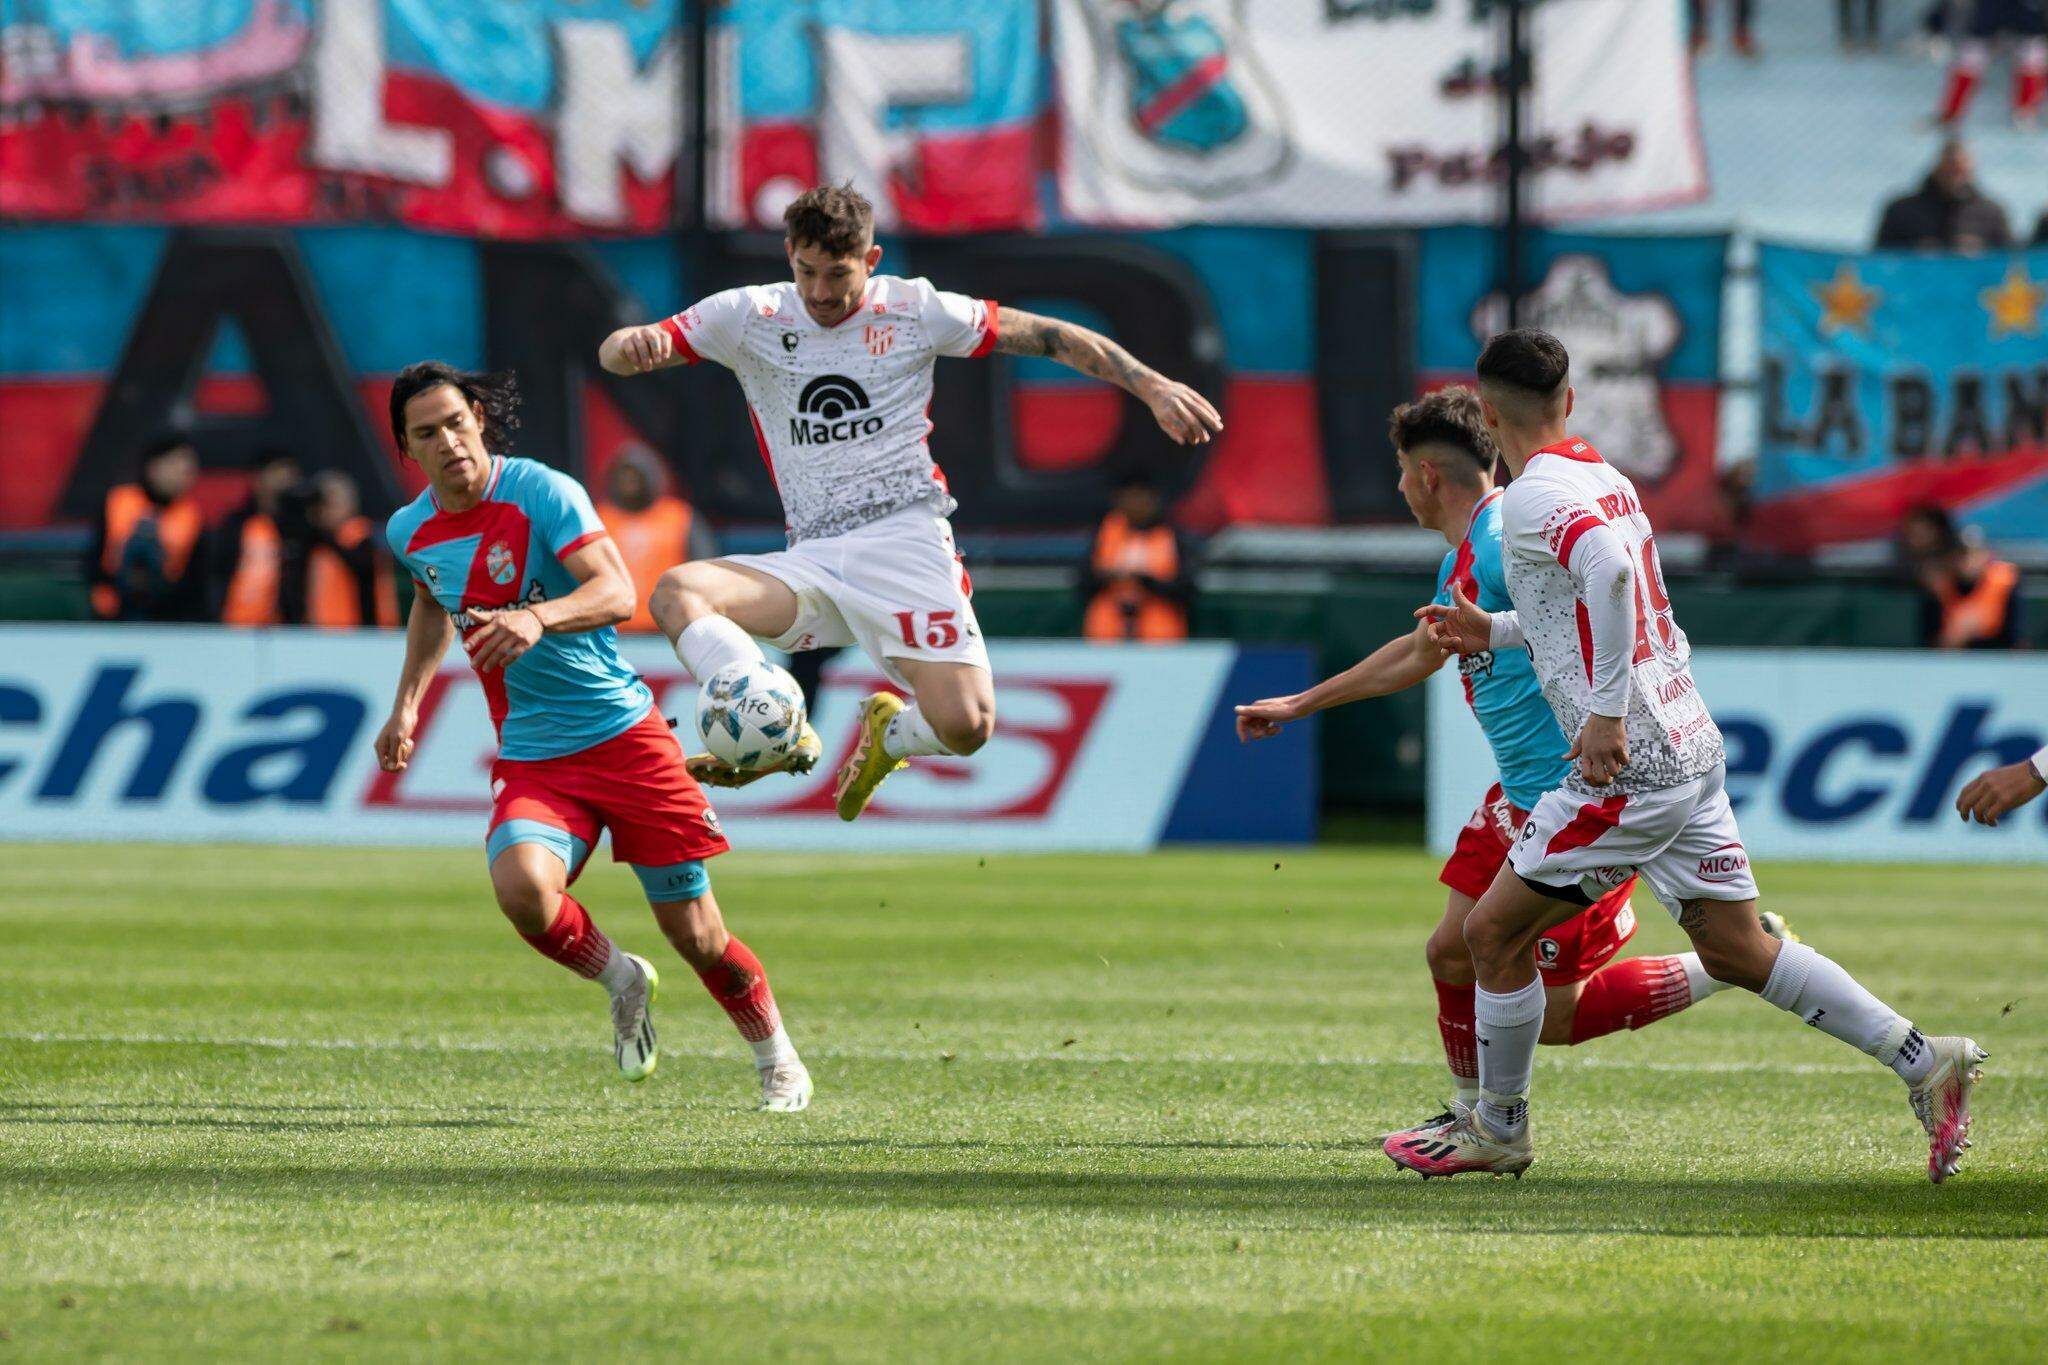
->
[1433,978,1478,1085]
[696,937,782,1043]
[1940,47,1985,122]
[520,894,615,980]
[2016,51,2047,119]
[1568,955,1694,1044]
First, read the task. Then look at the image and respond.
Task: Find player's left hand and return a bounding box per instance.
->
[466,606,543,670]
[1568,713,1629,786]
[1234,695,1305,742]
[1144,379,1224,445]
[1415,583,1491,654]
[1955,759,2046,826]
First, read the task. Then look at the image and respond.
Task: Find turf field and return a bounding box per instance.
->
[2,844,2043,1361]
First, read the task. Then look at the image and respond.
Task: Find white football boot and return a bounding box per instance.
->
[611,954,659,1082]
[1907,1035,1988,1183]
[758,1060,814,1113]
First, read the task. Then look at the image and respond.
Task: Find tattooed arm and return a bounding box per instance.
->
[992,306,1224,446]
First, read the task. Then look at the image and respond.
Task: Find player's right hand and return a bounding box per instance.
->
[1414,583,1492,654]
[611,323,674,374]
[1234,696,1304,742]
[375,710,417,773]
[1145,379,1224,445]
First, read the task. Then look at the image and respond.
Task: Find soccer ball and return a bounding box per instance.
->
[694,661,807,771]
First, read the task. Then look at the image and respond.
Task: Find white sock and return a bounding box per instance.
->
[882,703,953,759]
[594,946,639,997]
[676,615,765,683]
[1475,976,1545,1138]
[1677,951,1732,1002]
[751,1025,800,1072]
[1758,940,1925,1083]
[1453,1082,1480,1111]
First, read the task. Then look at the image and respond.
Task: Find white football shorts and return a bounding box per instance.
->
[720,501,989,690]
[1508,762,1759,915]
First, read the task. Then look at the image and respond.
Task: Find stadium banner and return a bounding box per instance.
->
[1755,244,2048,551]
[1427,650,2048,866]
[711,0,1042,234]
[1052,0,1707,228]
[0,0,1045,239]
[0,627,1316,852]
[1416,227,1730,537]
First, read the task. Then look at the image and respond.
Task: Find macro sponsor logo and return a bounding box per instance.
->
[789,375,883,445]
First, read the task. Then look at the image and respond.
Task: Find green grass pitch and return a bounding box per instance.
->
[2,843,2043,1360]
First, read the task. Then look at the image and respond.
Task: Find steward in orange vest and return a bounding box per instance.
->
[1082,476,1194,642]
[303,471,397,629]
[88,436,206,621]
[213,449,303,626]
[1899,504,2025,650]
[597,446,716,633]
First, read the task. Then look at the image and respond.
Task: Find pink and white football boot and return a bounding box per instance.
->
[1909,1035,1988,1184]
[1384,1103,1534,1180]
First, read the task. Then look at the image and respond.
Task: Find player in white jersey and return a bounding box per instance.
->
[599,183,1222,819]
[1385,329,1986,1184]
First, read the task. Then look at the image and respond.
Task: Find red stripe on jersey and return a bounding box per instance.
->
[1544,793,1629,857]
[971,299,1000,358]
[745,405,779,491]
[406,497,528,557]
[1553,515,1603,569]
[557,528,606,558]
[1575,600,1594,681]
[660,316,701,364]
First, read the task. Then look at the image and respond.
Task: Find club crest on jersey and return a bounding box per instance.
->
[781,331,799,352]
[790,374,883,445]
[864,323,895,357]
[485,540,517,586]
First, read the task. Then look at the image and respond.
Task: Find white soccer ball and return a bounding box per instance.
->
[694,661,807,771]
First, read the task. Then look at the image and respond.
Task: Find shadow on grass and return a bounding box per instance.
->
[0,1101,515,1133]
[5,1160,2040,1239]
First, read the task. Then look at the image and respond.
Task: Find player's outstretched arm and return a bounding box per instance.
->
[598,323,682,375]
[377,590,455,773]
[993,307,1223,446]
[1236,622,1445,741]
[467,537,636,670]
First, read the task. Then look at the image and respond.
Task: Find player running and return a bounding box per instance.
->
[598,182,1222,819]
[1236,388,1784,1127]
[374,362,812,1111]
[1387,330,1985,1182]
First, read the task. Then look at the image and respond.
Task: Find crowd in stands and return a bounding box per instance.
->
[1873,138,2045,248]
[86,435,712,634]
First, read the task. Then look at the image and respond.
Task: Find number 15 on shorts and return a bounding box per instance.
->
[894,610,960,649]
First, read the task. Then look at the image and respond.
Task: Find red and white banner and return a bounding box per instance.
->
[1053,0,1707,227]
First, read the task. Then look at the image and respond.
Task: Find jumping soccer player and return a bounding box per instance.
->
[1235,388,1786,1124]
[374,362,812,1111]
[598,182,1223,820]
[1388,330,1985,1182]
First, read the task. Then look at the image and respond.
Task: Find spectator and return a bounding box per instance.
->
[1081,474,1194,643]
[302,471,396,628]
[214,448,303,626]
[1897,505,2023,649]
[1840,0,1885,49]
[87,434,206,621]
[595,445,716,633]
[1874,140,2013,250]
[1938,0,2048,124]
[1690,0,1759,58]
[2034,207,2047,243]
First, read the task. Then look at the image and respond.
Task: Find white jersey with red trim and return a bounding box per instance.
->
[1499,437,1723,796]
[664,275,997,543]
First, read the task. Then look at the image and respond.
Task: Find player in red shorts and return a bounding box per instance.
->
[1237,389,1787,1124]
[375,362,811,1111]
